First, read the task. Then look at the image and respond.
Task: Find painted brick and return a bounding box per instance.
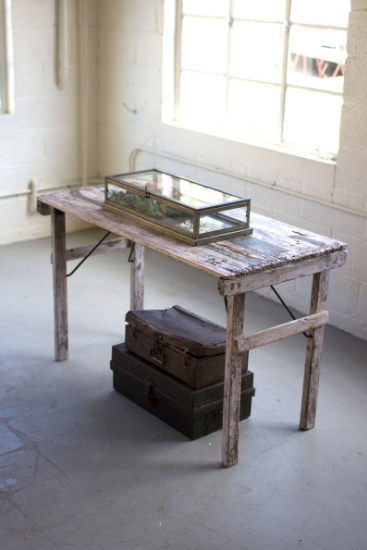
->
[328,273,361,318]
[271,209,306,230]
[343,57,367,105]
[44,128,80,161]
[293,219,332,239]
[135,30,164,69]
[15,96,80,131]
[301,200,334,228]
[15,157,81,191]
[351,1,367,11]
[333,231,367,282]
[15,131,45,164]
[14,64,44,98]
[11,0,55,31]
[0,135,18,163]
[13,30,55,65]
[246,182,273,211]
[272,190,305,215]
[332,188,367,215]
[99,28,136,64]
[331,209,366,240]
[0,113,17,136]
[335,146,367,197]
[99,0,157,32]
[346,10,367,59]
[338,103,367,151]
[156,0,165,35]
[0,166,17,194]
[302,200,365,240]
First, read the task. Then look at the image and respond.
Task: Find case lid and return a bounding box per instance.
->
[108,170,243,210]
[125,305,226,357]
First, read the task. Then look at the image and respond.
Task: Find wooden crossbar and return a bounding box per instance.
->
[51,237,130,264]
[234,311,328,353]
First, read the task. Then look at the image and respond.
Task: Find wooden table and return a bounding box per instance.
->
[37,185,347,468]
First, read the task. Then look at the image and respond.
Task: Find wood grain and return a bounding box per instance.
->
[37,187,347,281]
[218,250,346,296]
[222,293,245,468]
[130,243,144,310]
[51,237,129,263]
[37,200,52,216]
[51,208,68,361]
[234,311,328,353]
[300,271,329,431]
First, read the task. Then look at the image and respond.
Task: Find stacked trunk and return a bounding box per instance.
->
[111,305,255,440]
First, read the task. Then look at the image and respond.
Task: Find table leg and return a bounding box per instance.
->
[130,243,145,310]
[222,293,245,468]
[300,270,329,430]
[51,208,68,361]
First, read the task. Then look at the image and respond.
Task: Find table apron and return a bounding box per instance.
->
[218,250,346,296]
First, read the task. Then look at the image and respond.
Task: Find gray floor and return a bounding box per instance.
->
[1,228,366,550]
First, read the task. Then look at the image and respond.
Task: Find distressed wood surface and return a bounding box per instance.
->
[130,243,144,310]
[222,293,245,468]
[51,237,130,263]
[218,250,346,295]
[37,187,347,282]
[51,208,68,361]
[300,271,329,431]
[234,311,328,353]
[37,201,52,216]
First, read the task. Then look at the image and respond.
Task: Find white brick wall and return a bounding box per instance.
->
[0,0,99,244]
[97,0,367,341]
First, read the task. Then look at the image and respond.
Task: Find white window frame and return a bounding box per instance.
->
[0,0,14,115]
[172,0,349,161]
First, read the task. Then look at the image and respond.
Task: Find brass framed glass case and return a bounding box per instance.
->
[102,169,252,246]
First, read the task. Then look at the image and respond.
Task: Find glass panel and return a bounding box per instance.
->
[107,184,195,235]
[199,207,248,235]
[181,16,228,74]
[230,21,283,84]
[283,87,343,154]
[291,0,351,28]
[287,26,347,93]
[113,171,240,208]
[233,0,286,22]
[183,0,229,17]
[180,70,226,130]
[227,79,281,141]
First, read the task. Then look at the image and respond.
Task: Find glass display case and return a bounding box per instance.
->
[103,169,252,246]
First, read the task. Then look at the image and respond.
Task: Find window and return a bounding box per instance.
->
[0,0,14,115]
[171,0,350,159]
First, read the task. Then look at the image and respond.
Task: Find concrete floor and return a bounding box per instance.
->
[1,228,367,550]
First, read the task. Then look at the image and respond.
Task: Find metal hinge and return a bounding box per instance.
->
[183,346,190,369]
[130,321,137,340]
[151,334,165,364]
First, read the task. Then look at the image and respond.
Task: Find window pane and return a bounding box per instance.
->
[291,0,350,28]
[183,0,229,17]
[182,16,228,75]
[230,21,283,84]
[233,0,286,22]
[227,79,281,140]
[180,70,226,129]
[283,87,343,154]
[287,26,347,93]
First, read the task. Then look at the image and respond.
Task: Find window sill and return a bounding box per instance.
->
[162,118,337,167]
